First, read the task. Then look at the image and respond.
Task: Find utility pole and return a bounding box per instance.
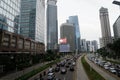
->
[113,0,120,10]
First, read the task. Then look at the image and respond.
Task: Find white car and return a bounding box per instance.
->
[110,69,116,74]
[47,72,55,80]
[72,62,76,66]
[48,68,54,73]
[104,65,109,70]
[104,66,109,70]
[109,67,116,74]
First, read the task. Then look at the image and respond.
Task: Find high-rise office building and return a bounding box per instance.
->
[91,40,98,52]
[0,14,7,30]
[99,38,104,48]
[0,0,21,32]
[68,16,81,52]
[113,16,120,39]
[47,0,58,50]
[20,0,45,43]
[14,15,20,34]
[81,39,87,52]
[86,41,91,52]
[60,23,76,52]
[99,7,113,47]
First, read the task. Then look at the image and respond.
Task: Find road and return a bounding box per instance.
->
[43,66,75,80]
[76,54,89,80]
[35,54,89,80]
[1,55,73,80]
[40,54,89,80]
[86,54,118,80]
[28,55,76,80]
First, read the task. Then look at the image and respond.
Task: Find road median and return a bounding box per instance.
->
[15,59,60,80]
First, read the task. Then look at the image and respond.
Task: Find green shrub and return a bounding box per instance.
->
[15,59,60,80]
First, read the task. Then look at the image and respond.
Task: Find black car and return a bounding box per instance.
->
[65,64,69,68]
[69,66,74,71]
[55,67,60,72]
[60,62,65,67]
[116,68,120,77]
[61,68,67,74]
[68,62,71,65]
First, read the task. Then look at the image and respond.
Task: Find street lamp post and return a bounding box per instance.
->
[113,0,120,5]
[112,0,120,11]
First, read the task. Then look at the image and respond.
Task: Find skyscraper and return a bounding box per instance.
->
[99,38,104,48]
[81,39,87,52]
[91,40,98,52]
[47,0,58,50]
[14,15,20,34]
[86,41,91,52]
[0,14,7,30]
[60,23,76,52]
[0,0,21,32]
[20,0,45,43]
[68,16,81,52]
[99,7,113,47]
[113,16,120,39]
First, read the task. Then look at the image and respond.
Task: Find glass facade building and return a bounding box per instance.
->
[60,23,76,52]
[47,0,58,50]
[113,16,120,39]
[68,16,81,52]
[0,0,21,33]
[20,0,45,43]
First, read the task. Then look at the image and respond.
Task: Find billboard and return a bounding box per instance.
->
[59,38,67,44]
[59,44,70,52]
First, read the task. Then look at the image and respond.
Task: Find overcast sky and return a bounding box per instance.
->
[57,0,120,42]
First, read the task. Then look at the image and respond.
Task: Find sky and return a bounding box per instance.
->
[57,0,120,43]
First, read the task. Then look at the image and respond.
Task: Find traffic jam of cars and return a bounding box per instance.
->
[46,57,77,80]
[88,54,120,77]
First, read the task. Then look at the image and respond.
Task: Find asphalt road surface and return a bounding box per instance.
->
[43,66,75,80]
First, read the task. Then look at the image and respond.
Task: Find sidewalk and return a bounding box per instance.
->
[76,54,89,80]
[0,62,49,80]
[28,63,57,80]
[85,54,118,80]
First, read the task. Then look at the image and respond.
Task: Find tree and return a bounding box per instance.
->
[97,47,108,58]
[112,38,120,59]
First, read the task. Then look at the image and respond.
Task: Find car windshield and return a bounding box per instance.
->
[48,73,53,75]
